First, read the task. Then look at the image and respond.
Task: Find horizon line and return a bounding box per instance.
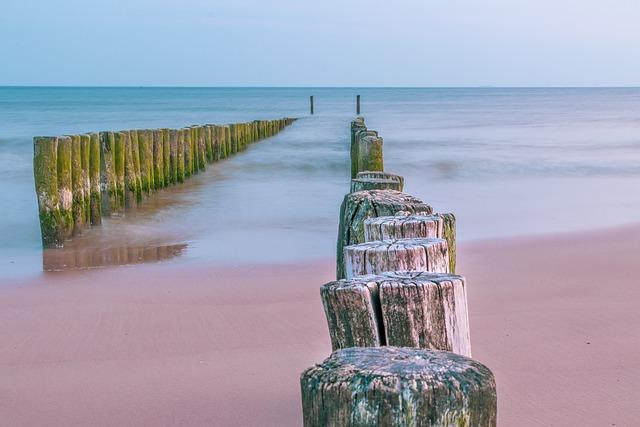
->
[1,85,640,89]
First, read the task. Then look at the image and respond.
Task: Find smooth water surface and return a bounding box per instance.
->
[1,87,639,279]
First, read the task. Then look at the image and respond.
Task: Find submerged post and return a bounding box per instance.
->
[310,95,314,115]
[356,94,360,114]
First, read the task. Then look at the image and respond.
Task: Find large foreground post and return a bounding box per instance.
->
[301,347,497,427]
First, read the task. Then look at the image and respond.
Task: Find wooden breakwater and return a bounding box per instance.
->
[300,117,496,426]
[33,118,296,247]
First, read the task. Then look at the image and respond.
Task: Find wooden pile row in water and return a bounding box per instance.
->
[33,117,296,247]
[299,117,497,426]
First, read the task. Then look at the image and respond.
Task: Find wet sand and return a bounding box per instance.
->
[1,225,639,426]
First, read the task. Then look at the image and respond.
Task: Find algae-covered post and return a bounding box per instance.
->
[356,134,383,176]
[356,94,360,114]
[70,135,85,234]
[300,347,496,427]
[57,136,74,239]
[33,117,295,248]
[88,133,102,225]
[33,137,63,246]
[310,95,314,115]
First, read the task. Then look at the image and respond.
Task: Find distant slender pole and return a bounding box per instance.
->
[356,95,361,114]
[310,96,314,115]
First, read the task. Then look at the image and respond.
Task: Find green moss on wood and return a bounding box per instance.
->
[88,133,102,225]
[33,136,64,247]
[152,130,164,189]
[57,135,74,238]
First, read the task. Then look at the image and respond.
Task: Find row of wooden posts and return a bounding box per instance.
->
[299,117,497,426]
[33,118,296,248]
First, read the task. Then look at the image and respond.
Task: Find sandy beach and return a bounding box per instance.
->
[1,224,638,426]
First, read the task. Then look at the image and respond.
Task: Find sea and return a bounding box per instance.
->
[1,87,639,279]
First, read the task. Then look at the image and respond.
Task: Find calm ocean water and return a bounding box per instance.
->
[1,87,640,279]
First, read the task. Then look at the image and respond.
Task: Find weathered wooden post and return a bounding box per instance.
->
[80,135,91,225]
[70,135,85,234]
[113,132,126,210]
[183,128,193,178]
[356,135,383,176]
[99,132,116,215]
[176,129,185,183]
[310,95,314,115]
[343,237,449,279]
[350,177,402,192]
[301,347,496,427]
[356,94,360,114]
[354,171,404,191]
[365,213,457,273]
[34,137,63,246]
[162,128,171,184]
[152,130,165,189]
[123,131,141,208]
[336,190,432,279]
[321,271,471,355]
[128,131,143,203]
[88,133,102,225]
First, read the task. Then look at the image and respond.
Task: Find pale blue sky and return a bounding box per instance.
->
[1,0,639,86]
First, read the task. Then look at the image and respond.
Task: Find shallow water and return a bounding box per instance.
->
[1,87,640,278]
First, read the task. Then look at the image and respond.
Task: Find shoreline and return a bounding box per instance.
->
[1,224,639,425]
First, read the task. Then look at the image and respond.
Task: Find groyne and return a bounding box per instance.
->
[300,116,496,426]
[33,118,295,247]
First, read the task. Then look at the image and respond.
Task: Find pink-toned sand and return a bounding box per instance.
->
[1,225,639,426]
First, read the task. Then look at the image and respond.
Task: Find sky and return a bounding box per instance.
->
[1,0,639,87]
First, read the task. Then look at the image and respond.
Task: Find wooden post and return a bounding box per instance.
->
[99,132,116,215]
[301,347,496,427]
[152,130,165,189]
[356,134,383,176]
[336,190,433,279]
[364,213,456,273]
[123,131,140,208]
[128,131,143,203]
[80,135,91,225]
[310,95,314,115]
[136,130,152,195]
[343,237,449,279]
[57,136,74,238]
[321,271,471,356]
[113,132,126,210]
[350,177,402,192]
[162,128,171,184]
[33,137,63,247]
[356,94,360,114]
[70,135,85,234]
[88,133,102,225]
[364,214,442,241]
[355,171,404,191]
[176,129,185,183]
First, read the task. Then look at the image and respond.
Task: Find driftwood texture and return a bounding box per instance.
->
[350,177,402,192]
[300,346,496,427]
[364,213,457,273]
[354,170,404,191]
[321,271,471,356]
[336,190,433,279]
[343,238,449,279]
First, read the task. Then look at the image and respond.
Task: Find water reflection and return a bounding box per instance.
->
[42,242,188,271]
